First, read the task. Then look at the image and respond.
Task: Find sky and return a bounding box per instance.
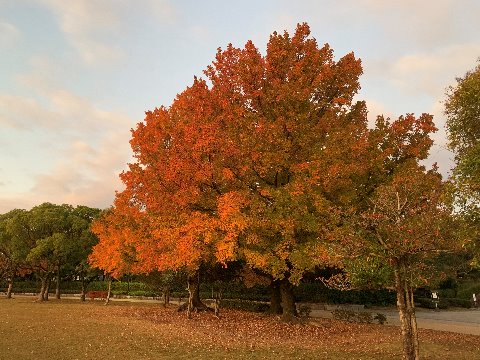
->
[1,0,479,213]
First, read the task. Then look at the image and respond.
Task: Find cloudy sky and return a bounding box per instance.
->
[1,0,479,213]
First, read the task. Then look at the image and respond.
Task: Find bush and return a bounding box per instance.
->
[295,282,396,306]
[221,299,269,313]
[438,288,456,298]
[444,298,472,308]
[298,305,312,317]
[374,313,387,325]
[332,309,387,325]
[415,297,448,309]
[457,283,480,300]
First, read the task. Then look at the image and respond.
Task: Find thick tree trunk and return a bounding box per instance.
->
[187,273,203,308]
[394,264,419,360]
[269,280,283,314]
[279,279,298,321]
[6,279,13,299]
[179,272,209,315]
[55,266,61,299]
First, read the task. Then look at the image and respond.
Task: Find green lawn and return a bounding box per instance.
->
[0,296,478,359]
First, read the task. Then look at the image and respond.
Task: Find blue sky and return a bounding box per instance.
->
[1,0,479,213]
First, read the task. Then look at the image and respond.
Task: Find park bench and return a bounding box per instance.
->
[86,291,109,301]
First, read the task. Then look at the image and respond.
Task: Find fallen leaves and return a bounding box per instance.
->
[115,305,480,357]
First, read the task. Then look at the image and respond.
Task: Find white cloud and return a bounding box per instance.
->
[146,0,177,23]
[0,95,61,129]
[364,98,394,127]
[390,44,480,97]
[0,74,133,211]
[39,0,124,64]
[29,118,131,210]
[0,21,20,48]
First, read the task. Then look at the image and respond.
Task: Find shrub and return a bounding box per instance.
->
[444,298,472,308]
[457,284,480,300]
[221,299,269,313]
[331,309,386,324]
[298,305,312,318]
[374,313,387,325]
[415,297,448,309]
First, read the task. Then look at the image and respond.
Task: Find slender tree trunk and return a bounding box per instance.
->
[38,276,47,301]
[407,282,420,359]
[279,279,298,321]
[104,277,112,305]
[6,278,13,299]
[55,266,61,299]
[163,286,170,307]
[394,264,418,360]
[44,277,51,301]
[269,280,283,314]
[80,275,86,301]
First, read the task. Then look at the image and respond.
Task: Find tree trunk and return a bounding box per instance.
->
[104,277,112,305]
[55,266,61,299]
[6,278,13,299]
[394,264,419,360]
[279,279,298,321]
[179,271,209,315]
[407,281,420,359]
[80,275,86,301]
[269,280,283,314]
[44,277,51,301]
[163,286,170,307]
[38,276,47,301]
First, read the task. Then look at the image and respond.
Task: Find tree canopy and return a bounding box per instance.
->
[90,24,373,316]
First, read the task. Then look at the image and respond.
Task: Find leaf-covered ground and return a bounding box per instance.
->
[1,297,479,360]
[123,305,480,359]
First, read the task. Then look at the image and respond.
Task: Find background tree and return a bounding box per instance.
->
[445,61,480,266]
[65,206,101,300]
[3,203,100,301]
[343,114,462,360]
[0,210,31,298]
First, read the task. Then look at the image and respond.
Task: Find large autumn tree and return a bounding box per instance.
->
[91,23,369,318]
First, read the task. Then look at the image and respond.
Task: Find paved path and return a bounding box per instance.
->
[309,306,480,335]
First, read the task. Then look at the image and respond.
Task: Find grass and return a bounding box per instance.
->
[0,296,479,359]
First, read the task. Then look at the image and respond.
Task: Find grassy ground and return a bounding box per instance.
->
[0,296,479,360]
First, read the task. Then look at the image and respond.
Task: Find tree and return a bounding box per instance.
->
[445,62,480,266]
[0,210,31,298]
[343,114,461,360]
[2,203,100,301]
[66,206,102,300]
[90,23,369,319]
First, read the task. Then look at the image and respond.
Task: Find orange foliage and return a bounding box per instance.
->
[90,23,370,284]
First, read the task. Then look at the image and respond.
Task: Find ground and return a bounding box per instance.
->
[0,296,479,359]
